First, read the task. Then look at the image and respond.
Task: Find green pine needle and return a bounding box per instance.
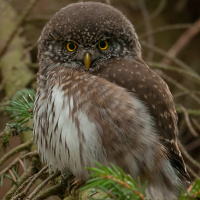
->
[82,162,200,200]
[82,162,146,200]
[5,90,35,125]
[179,179,200,199]
[1,89,35,147]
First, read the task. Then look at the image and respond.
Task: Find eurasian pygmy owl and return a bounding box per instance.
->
[34,2,191,199]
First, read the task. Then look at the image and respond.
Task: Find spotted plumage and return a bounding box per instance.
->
[34,2,191,200]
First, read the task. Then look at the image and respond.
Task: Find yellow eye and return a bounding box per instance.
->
[98,40,108,50]
[66,42,77,52]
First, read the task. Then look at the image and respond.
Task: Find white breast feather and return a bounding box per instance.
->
[39,84,107,177]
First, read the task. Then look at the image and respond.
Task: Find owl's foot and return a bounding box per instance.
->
[69,177,85,193]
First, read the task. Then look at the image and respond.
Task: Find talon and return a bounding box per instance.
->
[61,172,73,185]
[69,178,84,194]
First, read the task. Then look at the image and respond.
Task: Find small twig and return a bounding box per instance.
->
[0,151,38,178]
[148,62,200,85]
[178,118,187,137]
[32,181,64,200]
[157,72,200,106]
[150,0,166,19]
[191,118,200,132]
[187,180,200,200]
[11,165,47,200]
[2,166,33,200]
[0,139,33,166]
[25,16,50,22]
[22,42,38,58]
[190,94,200,105]
[103,189,119,200]
[12,174,35,199]
[139,24,200,39]
[144,45,200,104]
[185,137,200,152]
[178,140,200,170]
[180,106,199,137]
[141,41,195,72]
[138,0,154,61]
[19,159,26,172]
[162,18,200,65]
[158,72,187,92]
[9,170,17,183]
[100,174,145,200]
[11,166,48,200]
[176,106,200,116]
[27,170,61,200]
[174,91,200,98]
[187,182,194,193]
[0,0,40,58]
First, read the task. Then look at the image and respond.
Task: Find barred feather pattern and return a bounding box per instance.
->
[34,66,187,200]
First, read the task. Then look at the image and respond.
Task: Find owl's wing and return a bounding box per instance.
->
[94,58,191,183]
[37,67,167,180]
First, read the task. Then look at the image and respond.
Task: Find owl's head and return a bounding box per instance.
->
[38,2,141,72]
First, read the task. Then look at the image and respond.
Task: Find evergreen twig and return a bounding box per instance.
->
[82,162,146,200]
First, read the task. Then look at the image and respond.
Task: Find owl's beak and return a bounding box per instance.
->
[84,53,91,70]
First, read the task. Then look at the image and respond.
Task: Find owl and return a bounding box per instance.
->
[34,2,191,200]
